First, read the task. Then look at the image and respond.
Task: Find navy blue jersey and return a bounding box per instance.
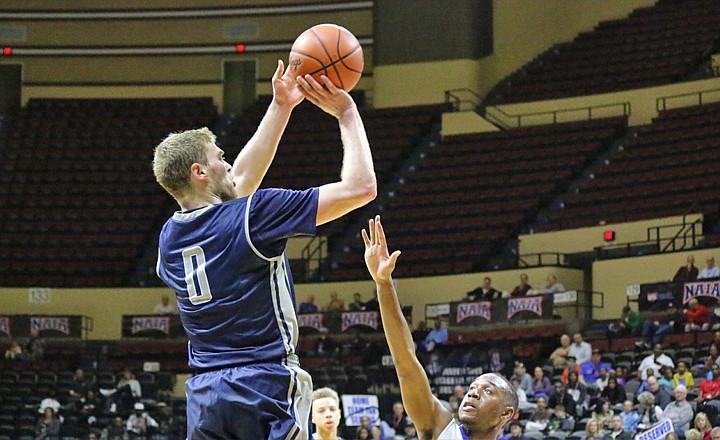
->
[156,188,319,370]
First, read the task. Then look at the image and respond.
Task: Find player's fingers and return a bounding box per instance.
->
[375,216,386,248]
[303,74,325,91]
[320,75,339,94]
[272,60,284,81]
[368,218,375,244]
[361,229,370,248]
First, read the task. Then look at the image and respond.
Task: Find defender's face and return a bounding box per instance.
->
[312,397,341,432]
[459,375,512,431]
[205,143,235,202]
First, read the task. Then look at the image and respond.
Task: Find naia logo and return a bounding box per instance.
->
[507,297,543,319]
[456,302,492,323]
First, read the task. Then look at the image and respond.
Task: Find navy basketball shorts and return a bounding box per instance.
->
[185,362,312,440]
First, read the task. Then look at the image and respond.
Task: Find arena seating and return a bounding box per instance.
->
[487,0,720,104]
[535,101,720,232]
[0,98,217,288]
[323,116,628,280]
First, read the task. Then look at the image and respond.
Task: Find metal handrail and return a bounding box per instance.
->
[444,88,482,112]
[300,235,327,281]
[656,87,720,112]
[485,101,631,128]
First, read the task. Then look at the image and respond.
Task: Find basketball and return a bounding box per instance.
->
[289,23,364,92]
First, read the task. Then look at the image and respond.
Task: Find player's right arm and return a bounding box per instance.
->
[362,216,454,438]
[295,74,376,226]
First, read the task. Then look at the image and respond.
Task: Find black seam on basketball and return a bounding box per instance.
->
[311,28,345,89]
[338,46,363,74]
[289,49,327,65]
[305,45,362,78]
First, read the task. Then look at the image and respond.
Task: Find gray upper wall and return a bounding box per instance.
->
[374,0,492,65]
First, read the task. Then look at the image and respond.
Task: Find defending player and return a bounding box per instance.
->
[362,216,518,440]
[153,62,376,439]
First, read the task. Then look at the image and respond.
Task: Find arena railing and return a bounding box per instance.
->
[484,101,631,128]
[656,86,720,112]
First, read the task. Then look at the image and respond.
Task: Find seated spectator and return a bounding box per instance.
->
[637,308,685,349]
[685,298,710,332]
[699,256,719,280]
[658,366,674,391]
[636,391,664,431]
[608,305,643,339]
[619,400,640,432]
[348,292,366,312]
[562,356,584,384]
[600,415,632,440]
[695,413,713,440]
[637,344,675,380]
[298,294,319,314]
[39,389,62,415]
[710,305,720,331]
[503,421,531,440]
[596,367,611,391]
[544,404,575,437]
[566,371,588,412]
[585,418,605,440]
[549,381,578,418]
[487,350,507,375]
[101,416,127,440]
[101,368,142,414]
[480,277,502,300]
[126,402,158,439]
[541,274,565,294]
[601,377,627,406]
[324,291,344,312]
[424,320,448,352]
[363,288,379,312]
[411,320,429,344]
[550,334,572,368]
[673,255,699,282]
[581,349,612,386]
[569,333,592,365]
[19,327,46,361]
[511,377,537,412]
[661,385,694,436]
[512,362,535,398]
[70,368,93,398]
[510,273,532,298]
[355,426,370,439]
[687,429,704,440]
[698,364,720,402]
[525,396,552,432]
[705,344,720,370]
[533,367,553,399]
[384,401,408,435]
[673,360,695,389]
[647,376,673,410]
[153,294,175,314]
[591,399,614,431]
[35,407,61,440]
[4,339,22,360]
[712,427,720,440]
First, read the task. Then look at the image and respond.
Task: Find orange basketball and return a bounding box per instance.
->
[289,24,364,92]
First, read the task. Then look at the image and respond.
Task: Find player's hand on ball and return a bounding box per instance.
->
[295,74,354,120]
[272,60,305,109]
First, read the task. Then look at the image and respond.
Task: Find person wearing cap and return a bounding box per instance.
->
[126,402,158,439]
[561,356,584,385]
[581,349,612,385]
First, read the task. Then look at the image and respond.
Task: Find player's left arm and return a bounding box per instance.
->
[362,216,454,436]
[232,60,304,198]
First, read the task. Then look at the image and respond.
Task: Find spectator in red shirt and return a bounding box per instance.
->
[674,255,699,282]
[685,298,710,332]
[698,364,720,402]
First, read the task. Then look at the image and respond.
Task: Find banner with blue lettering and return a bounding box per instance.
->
[298,313,325,332]
[341,312,379,332]
[636,419,673,440]
[452,301,492,325]
[450,294,554,326]
[122,315,183,338]
[31,316,71,335]
[683,280,720,304]
[341,394,380,427]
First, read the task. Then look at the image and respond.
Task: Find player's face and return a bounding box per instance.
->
[312,397,341,432]
[204,143,235,202]
[459,375,512,431]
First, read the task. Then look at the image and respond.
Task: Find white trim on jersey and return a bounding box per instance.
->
[244,193,276,262]
[172,205,213,221]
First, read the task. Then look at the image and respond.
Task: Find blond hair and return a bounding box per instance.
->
[312,387,340,405]
[152,127,216,196]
